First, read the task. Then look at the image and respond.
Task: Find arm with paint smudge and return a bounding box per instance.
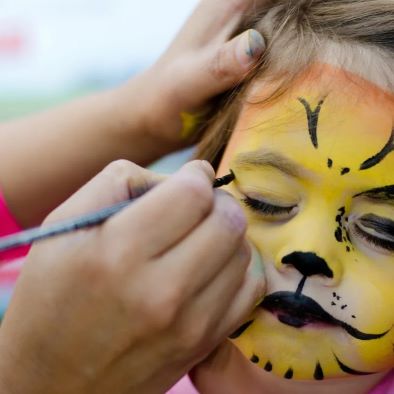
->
[0,0,265,228]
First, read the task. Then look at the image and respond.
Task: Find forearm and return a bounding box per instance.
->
[0,73,170,228]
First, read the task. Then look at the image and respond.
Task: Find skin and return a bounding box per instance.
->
[0,160,265,394]
[0,0,266,228]
[192,64,394,393]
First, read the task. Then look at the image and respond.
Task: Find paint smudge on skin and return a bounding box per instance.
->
[335,227,343,242]
[264,361,273,372]
[314,363,324,380]
[250,355,260,364]
[284,368,294,379]
[341,167,350,176]
[335,207,347,243]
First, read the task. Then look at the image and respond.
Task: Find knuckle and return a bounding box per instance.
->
[227,0,245,13]
[209,46,234,82]
[213,193,247,236]
[102,159,152,197]
[104,159,137,177]
[177,318,209,353]
[234,242,252,270]
[76,250,114,289]
[180,176,213,215]
[144,287,182,330]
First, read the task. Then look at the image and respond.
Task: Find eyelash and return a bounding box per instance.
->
[353,223,394,252]
[242,196,294,216]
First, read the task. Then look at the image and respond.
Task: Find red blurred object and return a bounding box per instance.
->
[0,31,26,55]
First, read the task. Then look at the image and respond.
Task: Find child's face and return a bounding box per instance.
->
[217,65,394,381]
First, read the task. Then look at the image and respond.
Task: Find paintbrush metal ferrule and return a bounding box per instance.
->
[0,172,236,253]
[213,170,235,188]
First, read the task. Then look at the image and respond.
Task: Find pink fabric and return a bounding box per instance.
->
[369,370,394,394]
[0,190,29,262]
[167,376,198,394]
[168,370,394,394]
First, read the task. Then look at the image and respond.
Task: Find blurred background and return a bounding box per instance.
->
[0,0,199,315]
[0,0,198,119]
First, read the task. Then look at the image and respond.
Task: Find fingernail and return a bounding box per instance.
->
[247,29,265,59]
[200,160,215,179]
[236,30,265,68]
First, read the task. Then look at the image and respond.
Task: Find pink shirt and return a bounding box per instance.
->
[0,190,29,263]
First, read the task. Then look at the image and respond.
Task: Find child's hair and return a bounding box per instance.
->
[195,0,394,168]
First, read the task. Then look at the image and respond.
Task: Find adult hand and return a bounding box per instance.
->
[119,0,266,150]
[0,0,266,228]
[0,160,265,394]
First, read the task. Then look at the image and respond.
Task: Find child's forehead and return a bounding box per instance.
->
[220,63,394,187]
[246,63,394,111]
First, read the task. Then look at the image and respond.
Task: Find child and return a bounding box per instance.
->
[169,1,394,392]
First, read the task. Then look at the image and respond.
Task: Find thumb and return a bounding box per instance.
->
[189,340,243,389]
[44,160,163,223]
[205,29,265,94]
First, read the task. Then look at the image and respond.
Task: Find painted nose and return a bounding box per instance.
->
[282,252,333,278]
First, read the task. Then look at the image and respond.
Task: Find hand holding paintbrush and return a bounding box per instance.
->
[0,160,265,394]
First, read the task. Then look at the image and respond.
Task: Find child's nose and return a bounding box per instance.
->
[282,251,333,278]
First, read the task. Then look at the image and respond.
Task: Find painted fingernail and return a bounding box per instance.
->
[236,30,265,68]
[247,29,265,59]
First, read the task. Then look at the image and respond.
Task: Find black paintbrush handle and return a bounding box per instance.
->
[0,172,235,253]
[0,200,132,252]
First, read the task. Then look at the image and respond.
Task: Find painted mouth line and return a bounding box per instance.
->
[260,292,389,340]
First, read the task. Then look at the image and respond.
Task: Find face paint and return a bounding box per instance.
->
[217,64,394,381]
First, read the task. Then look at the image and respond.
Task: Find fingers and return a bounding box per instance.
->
[174,243,250,350]
[204,29,265,92]
[45,160,162,223]
[157,191,248,298]
[106,160,216,259]
[173,0,267,49]
[172,29,265,111]
[214,247,266,342]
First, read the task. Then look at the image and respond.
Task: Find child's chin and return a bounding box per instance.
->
[232,311,390,381]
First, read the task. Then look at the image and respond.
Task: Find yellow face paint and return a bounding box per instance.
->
[218,64,394,381]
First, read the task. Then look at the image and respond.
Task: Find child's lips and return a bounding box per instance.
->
[259,292,390,340]
[260,292,336,328]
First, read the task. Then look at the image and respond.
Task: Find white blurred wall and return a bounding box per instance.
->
[0,0,198,95]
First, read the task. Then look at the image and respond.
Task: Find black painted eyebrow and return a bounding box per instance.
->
[354,185,394,204]
[298,97,326,149]
[234,150,308,178]
[360,130,394,171]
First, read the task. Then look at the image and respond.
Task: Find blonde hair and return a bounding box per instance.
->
[195,0,394,167]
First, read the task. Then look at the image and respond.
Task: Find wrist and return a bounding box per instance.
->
[109,72,183,164]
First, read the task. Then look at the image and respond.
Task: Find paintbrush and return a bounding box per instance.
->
[0,171,235,253]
